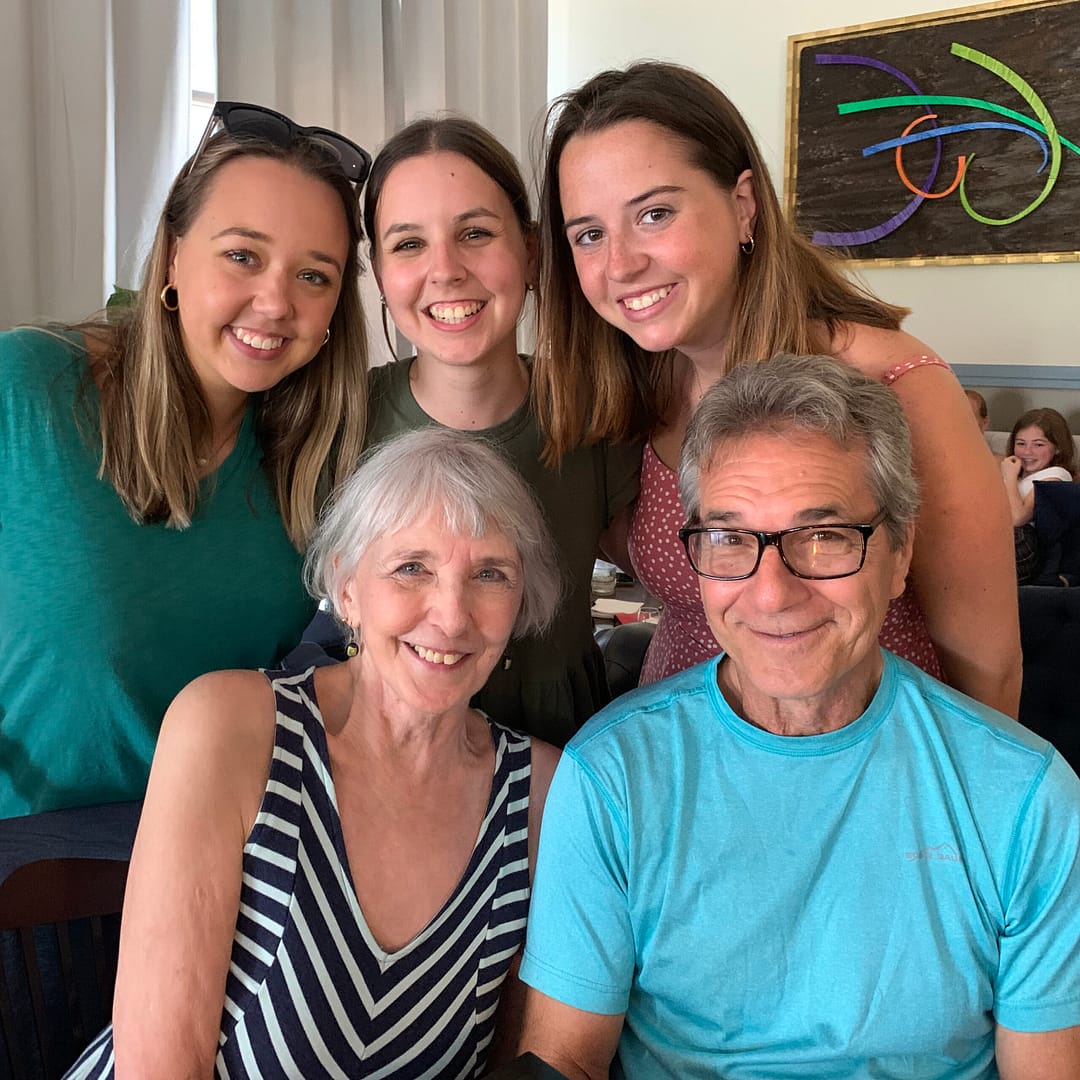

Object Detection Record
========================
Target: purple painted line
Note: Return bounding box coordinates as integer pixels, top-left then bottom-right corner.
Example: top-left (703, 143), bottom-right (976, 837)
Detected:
top-left (810, 53), bottom-right (939, 247)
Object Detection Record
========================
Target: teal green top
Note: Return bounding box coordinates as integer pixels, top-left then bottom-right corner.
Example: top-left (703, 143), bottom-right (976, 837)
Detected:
top-left (366, 358), bottom-right (641, 745)
top-left (0, 328), bottom-right (315, 818)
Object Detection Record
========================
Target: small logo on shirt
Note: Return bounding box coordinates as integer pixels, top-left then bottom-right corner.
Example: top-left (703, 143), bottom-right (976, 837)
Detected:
top-left (904, 842), bottom-right (962, 864)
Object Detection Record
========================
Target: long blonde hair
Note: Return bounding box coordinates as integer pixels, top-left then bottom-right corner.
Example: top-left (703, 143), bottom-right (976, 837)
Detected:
top-left (71, 133), bottom-right (368, 548)
top-left (533, 61), bottom-right (907, 462)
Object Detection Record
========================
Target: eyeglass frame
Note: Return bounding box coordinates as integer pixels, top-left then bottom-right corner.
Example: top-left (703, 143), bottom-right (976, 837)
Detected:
top-left (677, 510), bottom-right (889, 582)
top-left (186, 100), bottom-right (372, 186)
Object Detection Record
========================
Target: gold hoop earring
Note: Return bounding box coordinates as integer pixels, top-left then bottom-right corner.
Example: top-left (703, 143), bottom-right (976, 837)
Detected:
top-left (739, 236), bottom-right (755, 257)
top-left (160, 283), bottom-right (179, 311)
top-left (323, 328), bottom-right (330, 347)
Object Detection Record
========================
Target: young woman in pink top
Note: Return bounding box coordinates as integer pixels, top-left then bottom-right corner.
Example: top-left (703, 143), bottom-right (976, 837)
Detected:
top-left (531, 60), bottom-right (1020, 718)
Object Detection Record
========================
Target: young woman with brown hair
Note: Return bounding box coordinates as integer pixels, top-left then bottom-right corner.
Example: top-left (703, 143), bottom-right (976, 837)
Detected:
top-left (532, 61), bottom-right (1020, 717)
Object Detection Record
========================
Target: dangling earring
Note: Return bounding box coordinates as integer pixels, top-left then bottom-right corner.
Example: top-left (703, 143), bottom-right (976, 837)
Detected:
top-left (345, 624), bottom-right (360, 658)
top-left (160, 283), bottom-right (179, 311)
top-left (739, 236), bottom-right (755, 257)
top-left (379, 296), bottom-right (396, 358)
top-left (322, 328), bottom-right (330, 347)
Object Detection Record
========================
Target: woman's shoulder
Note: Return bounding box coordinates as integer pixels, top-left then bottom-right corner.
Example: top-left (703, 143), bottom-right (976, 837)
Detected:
top-left (367, 356), bottom-right (412, 392)
top-left (0, 326), bottom-right (87, 381)
top-left (830, 323), bottom-right (944, 383)
top-left (1031, 466), bottom-right (1074, 483)
top-left (165, 669), bottom-right (277, 752)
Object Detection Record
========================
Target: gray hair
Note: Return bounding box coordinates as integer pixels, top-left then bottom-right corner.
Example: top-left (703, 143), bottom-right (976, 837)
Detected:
top-left (679, 353), bottom-right (919, 548)
top-left (304, 427), bottom-right (562, 636)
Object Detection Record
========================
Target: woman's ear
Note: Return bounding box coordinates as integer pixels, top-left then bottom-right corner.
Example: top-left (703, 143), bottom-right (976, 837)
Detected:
top-left (733, 169), bottom-right (757, 239)
top-left (166, 235), bottom-right (179, 281)
top-left (524, 223), bottom-right (539, 290)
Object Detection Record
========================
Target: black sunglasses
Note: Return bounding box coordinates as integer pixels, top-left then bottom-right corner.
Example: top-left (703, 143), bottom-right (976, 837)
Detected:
top-left (188, 100), bottom-right (372, 185)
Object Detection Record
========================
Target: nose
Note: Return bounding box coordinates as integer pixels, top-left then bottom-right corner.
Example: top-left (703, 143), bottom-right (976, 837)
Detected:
top-left (427, 579), bottom-right (471, 637)
top-left (251, 268), bottom-right (293, 320)
top-left (428, 240), bottom-right (467, 285)
top-left (744, 545), bottom-right (809, 611)
top-left (605, 230), bottom-right (647, 281)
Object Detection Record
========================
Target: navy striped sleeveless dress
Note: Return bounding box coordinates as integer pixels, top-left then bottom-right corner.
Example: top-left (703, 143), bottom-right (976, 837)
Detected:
top-left (67, 666), bottom-right (534, 1079)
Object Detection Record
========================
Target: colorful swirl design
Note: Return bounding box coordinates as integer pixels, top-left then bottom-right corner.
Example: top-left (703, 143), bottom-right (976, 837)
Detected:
top-left (810, 44), bottom-right (1079, 247)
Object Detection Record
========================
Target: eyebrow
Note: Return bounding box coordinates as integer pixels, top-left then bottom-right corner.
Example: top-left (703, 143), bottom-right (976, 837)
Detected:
top-left (383, 547), bottom-right (521, 568)
top-left (563, 185), bottom-right (685, 232)
top-left (210, 227), bottom-right (342, 273)
top-left (381, 206), bottom-right (501, 243)
top-left (701, 507), bottom-right (850, 527)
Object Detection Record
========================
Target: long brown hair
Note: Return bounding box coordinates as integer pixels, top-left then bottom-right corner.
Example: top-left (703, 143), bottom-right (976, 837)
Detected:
top-left (533, 60), bottom-right (907, 461)
top-left (69, 132), bottom-right (368, 548)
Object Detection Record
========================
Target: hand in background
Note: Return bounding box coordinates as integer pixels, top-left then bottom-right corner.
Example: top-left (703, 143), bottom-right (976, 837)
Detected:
top-left (1001, 455), bottom-right (1023, 482)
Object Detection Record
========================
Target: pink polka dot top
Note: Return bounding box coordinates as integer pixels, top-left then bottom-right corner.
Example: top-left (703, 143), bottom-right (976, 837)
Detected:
top-left (627, 441), bottom-right (943, 686)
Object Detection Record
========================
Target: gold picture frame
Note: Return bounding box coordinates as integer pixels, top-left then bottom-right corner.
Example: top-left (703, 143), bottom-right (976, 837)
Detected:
top-left (785, 0), bottom-right (1080, 266)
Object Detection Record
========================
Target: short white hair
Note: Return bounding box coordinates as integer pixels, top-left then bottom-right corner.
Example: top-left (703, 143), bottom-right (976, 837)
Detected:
top-left (304, 427), bottom-right (563, 636)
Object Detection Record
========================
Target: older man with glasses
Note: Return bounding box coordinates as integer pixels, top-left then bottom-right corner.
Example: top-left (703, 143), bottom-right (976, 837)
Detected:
top-left (517, 353), bottom-right (1080, 1079)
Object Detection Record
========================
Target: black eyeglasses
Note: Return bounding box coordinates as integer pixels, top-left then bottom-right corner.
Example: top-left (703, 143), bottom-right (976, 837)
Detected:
top-left (678, 510), bottom-right (888, 581)
top-left (187, 101), bottom-right (372, 185)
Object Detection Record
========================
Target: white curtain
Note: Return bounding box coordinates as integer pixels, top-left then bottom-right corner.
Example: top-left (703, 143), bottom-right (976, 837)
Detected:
top-left (0, 0), bottom-right (190, 329)
top-left (396, 0), bottom-right (548, 181)
top-left (0, 0), bottom-right (547, 336)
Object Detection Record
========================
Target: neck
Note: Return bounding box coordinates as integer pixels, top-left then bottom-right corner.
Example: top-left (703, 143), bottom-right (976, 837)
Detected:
top-left (673, 347), bottom-right (729, 417)
top-left (409, 346), bottom-right (528, 430)
top-left (198, 392), bottom-right (248, 473)
top-left (716, 654), bottom-right (882, 738)
top-left (334, 661), bottom-right (491, 776)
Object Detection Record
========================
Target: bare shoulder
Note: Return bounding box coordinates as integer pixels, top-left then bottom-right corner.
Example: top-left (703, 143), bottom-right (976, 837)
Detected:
top-left (527, 738), bottom-right (562, 878)
top-left (164, 669), bottom-right (276, 746)
top-left (529, 738), bottom-right (562, 809)
top-left (154, 670), bottom-right (278, 813)
top-left (831, 323), bottom-right (940, 382)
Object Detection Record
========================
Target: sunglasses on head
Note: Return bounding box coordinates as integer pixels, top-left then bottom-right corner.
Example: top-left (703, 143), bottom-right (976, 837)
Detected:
top-left (187, 100), bottom-right (372, 185)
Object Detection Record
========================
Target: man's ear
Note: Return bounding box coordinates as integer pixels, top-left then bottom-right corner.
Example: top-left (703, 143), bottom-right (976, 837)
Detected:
top-left (889, 522), bottom-right (916, 600)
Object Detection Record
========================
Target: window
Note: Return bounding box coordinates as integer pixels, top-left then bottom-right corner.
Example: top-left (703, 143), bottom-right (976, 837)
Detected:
top-left (189, 0), bottom-right (217, 151)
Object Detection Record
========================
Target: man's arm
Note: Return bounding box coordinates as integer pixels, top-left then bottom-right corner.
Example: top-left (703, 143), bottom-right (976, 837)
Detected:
top-left (996, 1024), bottom-right (1080, 1079)
top-left (518, 988), bottom-right (624, 1080)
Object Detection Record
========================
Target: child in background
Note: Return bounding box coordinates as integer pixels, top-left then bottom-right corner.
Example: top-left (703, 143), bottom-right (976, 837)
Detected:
top-left (1001, 407), bottom-right (1076, 582)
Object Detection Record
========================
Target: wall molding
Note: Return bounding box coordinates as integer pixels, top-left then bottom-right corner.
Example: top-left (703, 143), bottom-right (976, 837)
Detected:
top-left (951, 364), bottom-right (1080, 390)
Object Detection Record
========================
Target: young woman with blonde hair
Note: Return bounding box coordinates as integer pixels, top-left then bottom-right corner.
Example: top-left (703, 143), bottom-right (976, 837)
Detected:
top-left (0, 103), bottom-right (371, 817)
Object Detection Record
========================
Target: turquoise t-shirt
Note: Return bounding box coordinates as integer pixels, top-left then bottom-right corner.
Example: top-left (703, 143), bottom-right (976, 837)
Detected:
top-left (520, 651), bottom-right (1080, 1078)
top-left (0, 328), bottom-right (315, 817)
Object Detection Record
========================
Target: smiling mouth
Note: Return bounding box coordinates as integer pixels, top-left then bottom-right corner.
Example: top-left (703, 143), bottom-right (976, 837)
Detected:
top-left (409, 642), bottom-right (466, 665)
top-left (427, 301), bottom-right (485, 325)
top-left (620, 285), bottom-right (673, 312)
top-left (230, 326), bottom-right (285, 350)
top-left (752, 624), bottom-right (822, 641)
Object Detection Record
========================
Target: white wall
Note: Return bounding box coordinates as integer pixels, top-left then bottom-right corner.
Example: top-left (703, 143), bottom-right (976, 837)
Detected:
top-left (547, 0), bottom-right (1078, 370)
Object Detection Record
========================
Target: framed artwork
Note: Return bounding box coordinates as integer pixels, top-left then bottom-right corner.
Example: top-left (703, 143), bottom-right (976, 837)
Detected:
top-left (785, 0), bottom-right (1080, 266)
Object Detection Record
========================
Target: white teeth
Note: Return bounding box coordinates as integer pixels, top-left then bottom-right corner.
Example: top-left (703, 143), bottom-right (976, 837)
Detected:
top-left (623, 286), bottom-right (673, 312)
top-left (428, 301), bottom-right (483, 324)
top-left (233, 327), bottom-right (284, 350)
top-left (411, 643), bottom-right (464, 665)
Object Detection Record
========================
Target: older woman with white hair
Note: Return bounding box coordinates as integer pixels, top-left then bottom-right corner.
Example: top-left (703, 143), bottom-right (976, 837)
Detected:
top-left (67, 428), bottom-right (563, 1079)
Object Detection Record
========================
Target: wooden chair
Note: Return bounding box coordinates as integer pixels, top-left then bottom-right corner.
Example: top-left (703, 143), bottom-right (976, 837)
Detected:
top-left (0, 803), bottom-right (140, 1079)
